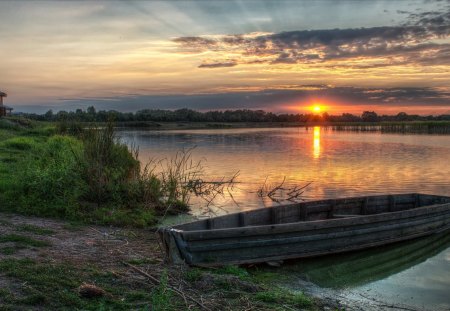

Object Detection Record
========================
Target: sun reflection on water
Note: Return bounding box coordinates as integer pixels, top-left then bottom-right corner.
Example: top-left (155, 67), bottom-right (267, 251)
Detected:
top-left (313, 126), bottom-right (321, 158)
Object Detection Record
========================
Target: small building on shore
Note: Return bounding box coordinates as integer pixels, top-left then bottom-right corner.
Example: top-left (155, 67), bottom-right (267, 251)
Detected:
top-left (0, 91), bottom-right (13, 117)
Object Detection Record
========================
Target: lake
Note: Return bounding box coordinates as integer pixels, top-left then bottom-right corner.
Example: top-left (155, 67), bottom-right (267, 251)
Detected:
top-left (118, 127), bottom-right (450, 310)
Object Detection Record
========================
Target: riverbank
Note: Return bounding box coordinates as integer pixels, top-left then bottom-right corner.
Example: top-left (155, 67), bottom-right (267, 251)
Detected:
top-left (0, 212), bottom-right (335, 310)
top-left (0, 119), bottom-right (325, 310)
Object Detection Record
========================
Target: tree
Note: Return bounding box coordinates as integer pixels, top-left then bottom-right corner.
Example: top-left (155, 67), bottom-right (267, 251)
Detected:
top-left (361, 111), bottom-right (379, 122)
top-left (44, 109), bottom-right (54, 121)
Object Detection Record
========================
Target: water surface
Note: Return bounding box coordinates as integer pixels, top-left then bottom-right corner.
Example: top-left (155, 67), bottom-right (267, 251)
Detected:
top-left (119, 127), bottom-right (449, 214)
top-left (118, 127), bottom-right (450, 310)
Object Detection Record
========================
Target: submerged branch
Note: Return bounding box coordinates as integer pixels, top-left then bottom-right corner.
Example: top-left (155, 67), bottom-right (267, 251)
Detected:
top-left (255, 177), bottom-right (312, 204)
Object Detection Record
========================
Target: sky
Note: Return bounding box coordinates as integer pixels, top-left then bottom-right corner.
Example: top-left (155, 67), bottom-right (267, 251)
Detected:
top-left (0, 0), bottom-right (449, 115)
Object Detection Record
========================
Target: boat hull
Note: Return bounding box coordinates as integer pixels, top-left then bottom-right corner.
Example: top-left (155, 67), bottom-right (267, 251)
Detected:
top-left (159, 193), bottom-right (450, 266)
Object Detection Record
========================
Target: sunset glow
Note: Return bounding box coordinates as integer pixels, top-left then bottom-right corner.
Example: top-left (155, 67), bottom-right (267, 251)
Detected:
top-left (313, 105), bottom-right (322, 113)
top-left (0, 1), bottom-right (448, 114)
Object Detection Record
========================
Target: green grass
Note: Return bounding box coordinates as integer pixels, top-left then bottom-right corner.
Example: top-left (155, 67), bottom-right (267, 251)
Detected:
top-left (184, 268), bottom-right (203, 282)
top-left (126, 257), bottom-right (156, 265)
top-left (16, 224), bottom-right (55, 235)
top-left (150, 271), bottom-right (175, 311)
top-left (0, 119), bottom-right (198, 227)
top-left (0, 259), bottom-right (180, 310)
top-left (215, 265), bottom-right (249, 279)
top-left (1, 137), bottom-right (37, 150)
top-left (62, 221), bottom-right (85, 231)
top-left (0, 258), bottom-right (187, 310)
top-left (255, 289), bottom-right (312, 308)
top-left (0, 219), bottom-right (12, 226)
top-left (0, 234), bottom-right (50, 247)
top-left (0, 246), bottom-right (20, 255)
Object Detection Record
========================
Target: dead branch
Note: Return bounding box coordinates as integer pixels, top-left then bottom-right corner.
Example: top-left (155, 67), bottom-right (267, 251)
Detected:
top-left (255, 177), bottom-right (312, 204)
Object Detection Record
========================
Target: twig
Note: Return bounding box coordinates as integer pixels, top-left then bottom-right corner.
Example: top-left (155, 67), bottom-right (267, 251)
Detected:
top-left (123, 262), bottom-right (212, 311)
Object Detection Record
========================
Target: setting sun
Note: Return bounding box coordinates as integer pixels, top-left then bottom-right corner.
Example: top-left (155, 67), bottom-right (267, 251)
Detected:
top-left (313, 106), bottom-right (322, 113)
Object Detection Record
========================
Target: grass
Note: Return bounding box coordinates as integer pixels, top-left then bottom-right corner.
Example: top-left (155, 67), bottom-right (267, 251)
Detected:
top-left (0, 250), bottom-right (202, 309)
top-left (0, 234), bottom-right (50, 247)
top-left (0, 119), bottom-right (204, 227)
top-left (150, 271), bottom-right (174, 311)
top-left (0, 246), bottom-right (21, 255)
top-left (62, 221), bottom-right (85, 231)
top-left (0, 118), bottom-right (235, 227)
top-left (180, 265), bottom-right (315, 310)
top-left (255, 290), bottom-right (312, 308)
top-left (0, 258), bottom-right (188, 310)
top-left (126, 257), bottom-right (157, 265)
top-left (184, 268), bottom-right (203, 282)
top-left (16, 224), bottom-right (55, 235)
top-left (215, 265), bottom-right (250, 279)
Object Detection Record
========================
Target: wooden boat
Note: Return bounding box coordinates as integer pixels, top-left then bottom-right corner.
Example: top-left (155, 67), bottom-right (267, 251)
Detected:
top-left (159, 193), bottom-right (450, 266)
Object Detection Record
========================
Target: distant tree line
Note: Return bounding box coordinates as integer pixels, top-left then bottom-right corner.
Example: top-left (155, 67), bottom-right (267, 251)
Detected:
top-left (19, 107), bottom-right (450, 123)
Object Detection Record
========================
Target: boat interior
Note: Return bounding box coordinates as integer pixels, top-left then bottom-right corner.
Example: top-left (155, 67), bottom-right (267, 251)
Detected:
top-left (174, 193), bottom-right (450, 231)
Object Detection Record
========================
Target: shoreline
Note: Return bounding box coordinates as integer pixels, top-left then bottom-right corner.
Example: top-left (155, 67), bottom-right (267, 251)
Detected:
top-left (0, 211), bottom-right (433, 311)
top-left (111, 120), bottom-right (450, 134)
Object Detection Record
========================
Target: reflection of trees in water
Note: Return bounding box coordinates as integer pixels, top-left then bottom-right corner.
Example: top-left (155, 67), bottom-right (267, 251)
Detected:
top-left (284, 233), bottom-right (450, 289)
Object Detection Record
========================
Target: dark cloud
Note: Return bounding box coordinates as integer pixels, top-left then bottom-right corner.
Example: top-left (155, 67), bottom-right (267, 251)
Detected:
top-left (174, 9), bottom-right (450, 68)
top-left (172, 36), bottom-right (218, 52)
top-left (198, 61), bottom-right (237, 68)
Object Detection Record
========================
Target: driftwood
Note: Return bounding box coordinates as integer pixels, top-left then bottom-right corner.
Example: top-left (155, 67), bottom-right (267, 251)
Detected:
top-left (123, 262), bottom-right (212, 311)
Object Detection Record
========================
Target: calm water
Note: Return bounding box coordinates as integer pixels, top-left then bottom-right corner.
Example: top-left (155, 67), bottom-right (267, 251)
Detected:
top-left (118, 127), bottom-right (450, 310)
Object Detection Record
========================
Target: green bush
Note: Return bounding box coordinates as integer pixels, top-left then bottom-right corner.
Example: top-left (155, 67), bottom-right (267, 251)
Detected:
top-left (13, 135), bottom-right (85, 218)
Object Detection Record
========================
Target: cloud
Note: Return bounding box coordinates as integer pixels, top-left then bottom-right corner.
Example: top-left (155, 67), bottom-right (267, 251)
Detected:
top-left (198, 61), bottom-right (237, 68)
top-left (173, 9), bottom-right (450, 68)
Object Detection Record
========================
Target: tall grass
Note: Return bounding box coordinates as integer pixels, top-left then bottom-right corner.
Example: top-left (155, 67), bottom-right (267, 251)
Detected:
top-left (1, 119), bottom-right (233, 226)
top-left (158, 148), bottom-right (203, 213)
top-left (76, 122), bottom-right (140, 205)
top-left (10, 135), bottom-right (85, 218)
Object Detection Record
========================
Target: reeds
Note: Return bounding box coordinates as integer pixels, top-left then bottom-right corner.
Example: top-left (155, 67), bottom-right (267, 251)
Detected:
top-left (324, 122), bottom-right (450, 134)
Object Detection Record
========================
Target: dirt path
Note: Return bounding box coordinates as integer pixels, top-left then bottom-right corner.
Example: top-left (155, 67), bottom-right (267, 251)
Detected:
top-left (0, 213), bottom-right (161, 266)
